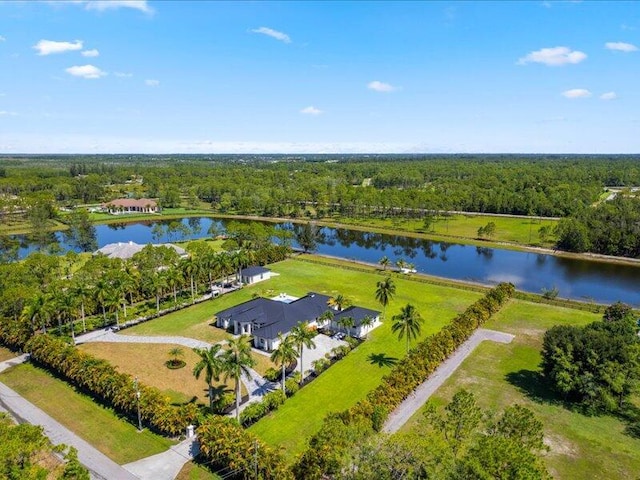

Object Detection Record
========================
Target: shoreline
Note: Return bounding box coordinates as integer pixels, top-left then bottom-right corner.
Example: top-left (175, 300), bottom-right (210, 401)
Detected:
top-left (2, 211), bottom-right (639, 268)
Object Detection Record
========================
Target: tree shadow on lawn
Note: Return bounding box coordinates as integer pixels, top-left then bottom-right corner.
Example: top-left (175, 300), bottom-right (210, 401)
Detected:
top-left (507, 369), bottom-right (640, 440)
top-left (367, 352), bottom-right (398, 368)
top-left (505, 369), bottom-right (562, 405)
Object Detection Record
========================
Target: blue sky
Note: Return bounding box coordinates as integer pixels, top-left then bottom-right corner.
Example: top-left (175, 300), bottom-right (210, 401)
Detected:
top-left (0, 0), bottom-right (638, 154)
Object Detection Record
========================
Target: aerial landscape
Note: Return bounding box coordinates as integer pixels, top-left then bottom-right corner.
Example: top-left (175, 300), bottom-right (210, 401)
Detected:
top-left (0, 1), bottom-right (639, 479)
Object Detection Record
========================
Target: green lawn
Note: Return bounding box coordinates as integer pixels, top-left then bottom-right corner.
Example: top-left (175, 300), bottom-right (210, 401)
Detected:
top-left (327, 214), bottom-right (558, 247)
top-left (0, 346), bottom-right (18, 362)
top-left (176, 461), bottom-right (221, 480)
top-left (0, 363), bottom-right (174, 464)
top-left (247, 260), bottom-right (482, 458)
top-left (398, 300), bottom-right (640, 479)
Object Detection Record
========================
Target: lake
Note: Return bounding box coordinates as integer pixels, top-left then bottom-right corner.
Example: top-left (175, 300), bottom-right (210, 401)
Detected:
top-left (8, 217), bottom-right (640, 306)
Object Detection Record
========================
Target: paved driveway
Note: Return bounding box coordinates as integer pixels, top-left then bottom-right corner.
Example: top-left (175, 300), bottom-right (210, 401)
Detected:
top-left (300, 334), bottom-right (348, 377)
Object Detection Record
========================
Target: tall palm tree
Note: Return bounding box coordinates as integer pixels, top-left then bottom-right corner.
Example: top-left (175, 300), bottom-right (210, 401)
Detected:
top-left (221, 336), bottom-right (255, 422)
top-left (270, 334), bottom-right (297, 394)
top-left (328, 294), bottom-right (350, 312)
top-left (145, 271), bottom-right (167, 317)
top-left (165, 265), bottom-right (183, 306)
top-left (180, 256), bottom-right (198, 304)
top-left (289, 321), bottom-right (317, 385)
top-left (360, 314), bottom-right (375, 339)
top-left (396, 259), bottom-right (406, 271)
top-left (21, 292), bottom-right (46, 333)
top-left (193, 344), bottom-right (224, 412)
top-left (379, 256), bottom-right (390, 271)
top-left (392, 304), bottom-right (424, 353)
top-left (69, 277), bottom-right (92, 333)
top-left (55, 288), bottom-right (79, 341)
top-left (375, 276), bottom-right (396, 320)
top-left (94, 278), bottom-right (112, 326)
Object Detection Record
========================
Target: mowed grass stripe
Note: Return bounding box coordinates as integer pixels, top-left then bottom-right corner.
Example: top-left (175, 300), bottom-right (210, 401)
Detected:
top-left (0, 363), bottom-right (174, 464)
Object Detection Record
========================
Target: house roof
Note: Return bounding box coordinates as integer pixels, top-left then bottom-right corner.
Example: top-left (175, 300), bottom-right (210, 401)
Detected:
top-left (240, 265), bottom-right (270, 277)
top-left (103, 198), bottom-right (157, 208)
top-left (334, 306), bottom-right (380, 327)
top-left (216, 292), bottom-right (379, 340)
top-left (95, 241), bottom-right (187, 260)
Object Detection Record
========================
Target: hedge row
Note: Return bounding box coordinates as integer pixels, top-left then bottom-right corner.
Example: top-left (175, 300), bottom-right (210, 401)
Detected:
top-left (25, 335), bottom-right (198, 437)
top-left (198, 415), bottom-right (293, 480)
top-left (294, 282), bottom-right (515, 478)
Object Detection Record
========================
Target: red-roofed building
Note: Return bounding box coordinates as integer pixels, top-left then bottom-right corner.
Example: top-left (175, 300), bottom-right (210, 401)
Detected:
top-left (103, 198), bottom-right (159, 214)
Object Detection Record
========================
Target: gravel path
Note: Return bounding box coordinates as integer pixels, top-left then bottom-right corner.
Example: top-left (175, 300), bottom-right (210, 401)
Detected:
top-left (382, 328), bottom-right (515, 434)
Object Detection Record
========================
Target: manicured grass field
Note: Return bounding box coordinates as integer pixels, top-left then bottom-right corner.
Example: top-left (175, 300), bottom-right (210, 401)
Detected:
top-left (398, 300), bottom-right (640, 479)
top-left (247, 260), bottom-right (482, 458)
top-left (0, 346), bottom-right (18, 362)
top-left (0, 363), bottom-right (174, 464)
top-left (329, 214), bottom-right (558, 247)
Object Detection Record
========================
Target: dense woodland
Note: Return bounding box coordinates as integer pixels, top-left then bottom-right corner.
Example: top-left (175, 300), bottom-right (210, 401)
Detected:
top-left (1, 154), bottom-right (640, 257)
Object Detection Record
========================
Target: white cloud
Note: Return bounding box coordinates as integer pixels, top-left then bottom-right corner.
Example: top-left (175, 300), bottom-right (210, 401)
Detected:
top-left (600, 92), bottom-right (617, 100)
top-left (251, 27), bottom-right (291, 43)
top-left (33, 39), bottom-right (83, 56)
top-left (517, 46), bottom-right (587, 66)
top-left (605, 41), bottom-right (638, 52)
top-left (0, 35), bottom-right (5, 42)
top-left (367, 80), bottom-right (398, 92)
top-left (65, 64), bottom-right (106, 79)
top-left (145, 79), bottom-right (159, 87)
top-left (84, 1), bottom-right (153, 14)
top-left (0, 111), bottom-right (18, 116)
top-left (562, 88), bottom-right (591, 99)
top-left (114, 72), bottom-right (133, 77)
top-left (300, 106), bottom-right (323, 115)
top-left (81, 48), bottom-right (99, 57)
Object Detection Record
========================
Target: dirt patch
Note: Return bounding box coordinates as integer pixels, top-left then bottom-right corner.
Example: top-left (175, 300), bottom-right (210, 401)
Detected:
top-left (544, 433), bottom-right (579, 458)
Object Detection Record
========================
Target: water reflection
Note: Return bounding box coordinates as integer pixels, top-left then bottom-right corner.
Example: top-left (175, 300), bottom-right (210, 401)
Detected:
top-left (4, 217), bottom-right (639, 306)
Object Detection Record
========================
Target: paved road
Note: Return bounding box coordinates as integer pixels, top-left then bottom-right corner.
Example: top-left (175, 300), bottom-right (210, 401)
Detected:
top-left (0, 378), bottom-right (139, 480)
top-left (382, 328), bottom-right (515, 434)
top-left (124, 437), bottom-right (199, 480)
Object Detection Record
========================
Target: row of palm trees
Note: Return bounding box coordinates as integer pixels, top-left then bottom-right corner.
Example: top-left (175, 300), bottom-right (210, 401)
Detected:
top-left (20, 244), bottom-right (264, 338)
top-left (378, 255), bottom-right (416, 273)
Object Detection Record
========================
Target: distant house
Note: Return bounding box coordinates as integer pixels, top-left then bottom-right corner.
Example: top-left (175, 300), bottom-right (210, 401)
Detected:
top-left (240, 266), bottom-right (272, 285)
top-left (95, 241), bottom-right (188, 260)
top-left (215, 292), bottom-right (381, 351)
top-left (103, 198), bottom-right (159, 215)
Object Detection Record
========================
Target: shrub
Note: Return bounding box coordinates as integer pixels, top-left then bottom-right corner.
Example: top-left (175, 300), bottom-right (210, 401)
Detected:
top-left (264, 367), bottom-right (280, 382)
top-left (312, 358), bottom-right (330, 375)
top-left (285, 378), bottom-right (299, 397)
top-left (263, 390), bottom-right (286, 410)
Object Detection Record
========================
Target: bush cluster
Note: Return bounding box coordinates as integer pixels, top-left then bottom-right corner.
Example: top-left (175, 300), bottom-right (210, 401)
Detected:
top-left (294, 282), bottom-right (515, 478)
top-left (25, 335), bottom-right (198, 437)
top-left (198, 415), bottom-right (292, 480)
top-left (239, 390), bottom-right (286, 427)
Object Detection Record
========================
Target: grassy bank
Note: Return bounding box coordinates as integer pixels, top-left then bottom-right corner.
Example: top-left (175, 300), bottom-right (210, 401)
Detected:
top-left (0, 362), bottom-right (174, 464)
top-left (398, 300), bottom-right (640, 479)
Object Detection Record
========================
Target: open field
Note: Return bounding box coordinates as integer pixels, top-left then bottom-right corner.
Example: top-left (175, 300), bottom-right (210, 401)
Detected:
top-left (78, 342), bottom-right (241, 404)
top-left (326, 213), bottom-right (559, 247)
top-left (398, 300), bottom-right (640, 479)
top-left (0, 362), bottom-right (174, 464)
top-left (0, 346), bottom-right (18, 362)
top-left (246, 260), bottom-right (482, 458)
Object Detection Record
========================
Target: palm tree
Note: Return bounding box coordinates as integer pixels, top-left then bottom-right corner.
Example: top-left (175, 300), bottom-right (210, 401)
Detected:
top-left (180, 256), bottom-right (198, 304)
top-left (94, 278), bottom-right (112, 326)
top-left (360, 314), bottom-right (375, 338)
top-left (21, 293), bottom-right (47, 333)
top-left (396, 259), bottom-right (406, 271)
top-left (317, 310), bottom-right (334, 329)
top-left (69, 277), bottom-right (92, 333)
top-left (379, 256), bottom-right (390, 271)
top-left (288, 321), bottom-right (317, 385)
top-left (192, 344), bottom-right (224, 412)
top-left (270, 334), bottom-right (297, 393)
top-left (327, 294), bottom-right (350, 312)
top-left (392, 304), bottom-right (424, 353)
top-left (165, 265), bottom-right (183, 306)
top-left (56, 288), bottom-right (79, 342)
top-left (337, 316), bottom-right (355, 337)
top-left (375, 276), bottom-right (396, 320)
top-left (221, 336), bottom-right (255, 422)
top-left (146, 271), bottom-right (167, 317)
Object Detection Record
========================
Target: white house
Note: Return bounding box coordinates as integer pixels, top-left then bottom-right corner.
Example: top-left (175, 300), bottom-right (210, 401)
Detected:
top-left (239, 266), bottom-right (272, 285)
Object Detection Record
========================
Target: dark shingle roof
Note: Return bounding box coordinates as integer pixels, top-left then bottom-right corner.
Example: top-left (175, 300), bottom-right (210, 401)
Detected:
top-left (216, 291), bottom-right (378, 340)
top-left (240, 266), bottom-right (270, 277)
